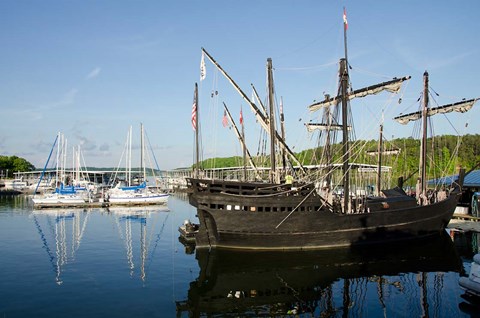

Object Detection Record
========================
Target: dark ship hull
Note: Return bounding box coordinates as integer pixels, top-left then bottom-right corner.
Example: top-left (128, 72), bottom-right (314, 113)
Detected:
top-left (188, 178), bottom-right (459, 250)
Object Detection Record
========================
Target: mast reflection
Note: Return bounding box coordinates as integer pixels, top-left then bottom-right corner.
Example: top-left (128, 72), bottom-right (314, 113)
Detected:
top-left (33, 209), bottom-right (91, 285)
top-left (177, 233), bottom-right (462, 317)
top-left (110, 206), bottom-right (169, 282)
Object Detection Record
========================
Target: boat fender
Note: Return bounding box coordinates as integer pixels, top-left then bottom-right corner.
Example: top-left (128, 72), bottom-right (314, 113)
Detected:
top-left (381, 202), bottom-right (390, 209)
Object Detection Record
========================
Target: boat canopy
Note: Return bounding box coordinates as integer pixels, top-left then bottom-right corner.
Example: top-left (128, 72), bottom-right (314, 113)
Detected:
top-left (55, 183), bottom-right (86, 195)
top-left (119, 181), bottom-right (147, 191)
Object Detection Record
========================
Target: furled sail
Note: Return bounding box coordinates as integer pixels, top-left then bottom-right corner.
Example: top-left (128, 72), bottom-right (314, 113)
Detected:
top-left (366, 149), bottom-right (401, 156)
top-left (308, 76), bottom-right (411, 112)
top-left (305, 123), bottom-right (350, 132)
top-left (393, 98), bottom-right (478, 125)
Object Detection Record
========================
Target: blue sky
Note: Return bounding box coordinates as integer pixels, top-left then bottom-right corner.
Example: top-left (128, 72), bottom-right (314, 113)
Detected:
top-left (1, 1), bottom-right (479, 170)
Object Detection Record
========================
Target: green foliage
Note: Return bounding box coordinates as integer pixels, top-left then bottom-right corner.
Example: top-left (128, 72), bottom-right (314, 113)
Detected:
top-left (195, 156), bottom-right (245, 169)
top-left (194, 134), bottom-right (480, 187)
top-left (0, 155), bottom-right (36, 178)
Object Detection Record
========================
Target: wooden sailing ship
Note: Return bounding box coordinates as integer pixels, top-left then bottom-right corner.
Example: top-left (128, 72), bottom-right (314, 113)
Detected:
top-left (186, 11), bottom-right (476, 251)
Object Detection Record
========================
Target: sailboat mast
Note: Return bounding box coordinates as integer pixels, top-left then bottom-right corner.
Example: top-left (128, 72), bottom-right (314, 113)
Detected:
top-left (128, 125), bottom-right (132, 186)
top-left (325, 105), bottom-right (333, 187)
top-left (377, 123), bottom-right (383, 196)
top-left (340, 58), bottom-right (350, 212)
top-left (77, 145), bottom-right (81, 183)
top-left (141, 123), bottom-right (146, 184)
top-left (267, 58), bottom-right (277, 183)
top-left (341, 7), bottom-right (351, 211)
top-left (55, 132), bottom-right (61, 187)
top-left (251, 84), bottom-right (268, 116)
top-left (63, 137), bottom-right (67, 186)
top-left (194, 83), bottom-right (199, 178)
top-left (343, 7), bottom-right (349, 69)
top-left (420, 71), bottom-right (429, 196)
top-left (241, 107), bottom-right (247, 181)
top-left (280, 97), bottom-right (287, 172)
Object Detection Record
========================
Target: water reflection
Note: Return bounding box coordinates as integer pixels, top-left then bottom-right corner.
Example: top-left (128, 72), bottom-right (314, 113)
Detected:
top-left (177, 233), bottom-right (463, 317)
top-left (0, 194), bottom-right (32, 212)
top-left (451, 229), bottom-right (480, 258)
top-left (109, 206), bottom-right (170, 282)
top-left (32, 209), bottom-right (91, 285)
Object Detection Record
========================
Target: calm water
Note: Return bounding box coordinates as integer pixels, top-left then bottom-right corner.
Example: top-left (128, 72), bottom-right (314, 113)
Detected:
top-left (0, 194), bottom-right (479, 317)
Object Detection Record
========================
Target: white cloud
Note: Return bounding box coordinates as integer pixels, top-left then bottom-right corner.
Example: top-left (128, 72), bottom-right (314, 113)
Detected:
top-left (86, 67), bottom-right (101, 79)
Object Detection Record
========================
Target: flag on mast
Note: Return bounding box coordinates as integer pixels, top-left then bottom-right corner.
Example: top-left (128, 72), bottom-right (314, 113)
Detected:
top-left (343, 7), bottom-right (348, 30)
top-left (191, 90), bottom-right (197, 131)
top-left (200, 52), bottom-right (206, 81)
top-left (240, 107), bottom-right (244, 125)
top-left (222, 110), bottom-right (228, 127)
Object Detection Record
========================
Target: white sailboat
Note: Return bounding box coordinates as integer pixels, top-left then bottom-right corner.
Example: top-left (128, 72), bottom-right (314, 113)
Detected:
top-left (32, 133), bottom-right (90, 208)
top-left (107, 124), bottom-right (169, 206)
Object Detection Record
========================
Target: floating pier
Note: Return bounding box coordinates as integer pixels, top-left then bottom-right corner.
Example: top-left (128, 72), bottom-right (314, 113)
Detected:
top-left (448, 214), bottom-right (480, 232)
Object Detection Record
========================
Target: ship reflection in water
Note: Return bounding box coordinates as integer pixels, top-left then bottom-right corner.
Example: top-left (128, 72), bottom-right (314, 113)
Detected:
top-left (177, 233), bottom-right (464, 317)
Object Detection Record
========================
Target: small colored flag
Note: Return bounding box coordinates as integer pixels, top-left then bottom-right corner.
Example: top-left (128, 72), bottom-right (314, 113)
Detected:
top-left (343, 8), bottom-right (348, 30)
top-left (239, 108), bottom-right (243, 125)
top-left (200, 52), bottom-right (206, 81)
top-left (191, 88), bottom-right (197, 130)
top-left (191, 101), bottom-right (197, 130)
top-left (222, 110), bottom-right (228, 127)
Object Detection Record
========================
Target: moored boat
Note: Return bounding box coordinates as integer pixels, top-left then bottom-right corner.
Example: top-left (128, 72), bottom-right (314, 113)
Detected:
top-left (106, 124), bottom-right (169, 206)
top-left (32, 186), bottom-right (88, 207)
top-left (188, 177), bottom-right (459, 250)
top-left (186, 10), bottom-right (476, 251)
top-left (459, 253), bottom-right (480, 297)
top-left (107, 181), bottom-right (169, 205)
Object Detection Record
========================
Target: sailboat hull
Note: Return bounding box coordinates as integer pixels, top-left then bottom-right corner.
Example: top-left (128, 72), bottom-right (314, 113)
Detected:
top-left (108, 193), bottom-right (169, 206)
top-left (188, 178), bottom-right (459, 250)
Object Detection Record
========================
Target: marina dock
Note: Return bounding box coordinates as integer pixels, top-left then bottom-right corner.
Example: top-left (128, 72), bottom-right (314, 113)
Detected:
top-left (449, 214), bottom-right (480, 232)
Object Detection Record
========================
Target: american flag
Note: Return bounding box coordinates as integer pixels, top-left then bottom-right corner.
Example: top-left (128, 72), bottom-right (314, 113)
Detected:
top-left (222, 110), bottom-right (228, 127)
top-left (191, 101), bottom-right (197, 130)
top-left (191, 88), bottom-right (197, 130)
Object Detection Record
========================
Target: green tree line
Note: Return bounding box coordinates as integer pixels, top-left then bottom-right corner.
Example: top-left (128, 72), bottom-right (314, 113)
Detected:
top-left (0, 155), bottom-right (36, 178)
top-left (195, 134), bottom-right (480, 187)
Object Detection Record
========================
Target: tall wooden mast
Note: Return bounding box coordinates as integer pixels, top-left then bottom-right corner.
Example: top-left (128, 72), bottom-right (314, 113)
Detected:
top-left (279, 97), bottom-right (287, 172)
top-left (341, 7), bottom-right (351, 212)
top-left (193, 83), bottom-right (199, 178)
top-left (340, 58), bottom-right (350, 212)
top-left (376, 122), bottom-right (384, 196)
top-left (267, 58), bottom-right (277, 183)
top-left (419, 71), bottom-right (429, 196)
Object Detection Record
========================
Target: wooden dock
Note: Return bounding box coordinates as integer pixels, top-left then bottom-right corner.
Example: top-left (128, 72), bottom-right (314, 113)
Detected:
top-left (33, 201), bottom-right (109, 209)
top-left (448, 213), bottom-right (480, 232)
top-left (32, 200), bottom-right (169, 209)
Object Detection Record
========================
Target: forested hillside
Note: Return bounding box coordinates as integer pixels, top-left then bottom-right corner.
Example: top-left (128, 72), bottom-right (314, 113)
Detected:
top-left (195, 134), bottom-right (480, 186)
